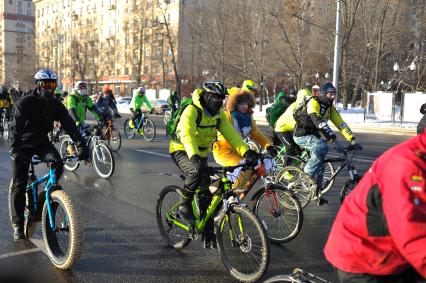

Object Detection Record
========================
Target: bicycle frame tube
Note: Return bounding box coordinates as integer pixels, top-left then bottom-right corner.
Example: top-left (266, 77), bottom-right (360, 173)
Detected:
top-left (45, 167), bottom-right (57, 230)
top-left (195, 195), bottom-right (222, 233)
top-left (136, 114), bottom-right (144, 130)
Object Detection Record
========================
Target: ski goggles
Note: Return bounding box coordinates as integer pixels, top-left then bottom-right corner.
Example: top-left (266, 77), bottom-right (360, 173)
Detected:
top-left (40, 80), bottom-right (57, 91)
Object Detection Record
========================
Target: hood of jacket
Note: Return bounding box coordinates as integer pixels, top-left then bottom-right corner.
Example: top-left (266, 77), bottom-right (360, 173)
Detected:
top-left (225, 89), bottom-right (256, 114)
top-left (275, 91), bottom-right (287, 103)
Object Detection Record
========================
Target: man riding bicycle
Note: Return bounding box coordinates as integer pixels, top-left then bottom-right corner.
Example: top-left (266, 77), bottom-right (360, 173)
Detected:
top-left (0, 85), bottom-right (13, 124)
top-left (95, 85), bottom-right (121, 123)
top-left (9, 69), bottom-right (88, 241)
top-left (129, 86), bottom-right (154, 128)
top-left (293, 82), bottom-right (361, 205)
top-left (169, 81), bottom-right (259, 249)
top-left (325, 132), bottom-right (426, 282)
top-left (67, 81), bottom-right (101, 131)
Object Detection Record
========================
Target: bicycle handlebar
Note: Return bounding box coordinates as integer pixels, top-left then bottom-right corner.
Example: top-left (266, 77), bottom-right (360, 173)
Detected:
top-left (31, 155), bottom-right (80, 165)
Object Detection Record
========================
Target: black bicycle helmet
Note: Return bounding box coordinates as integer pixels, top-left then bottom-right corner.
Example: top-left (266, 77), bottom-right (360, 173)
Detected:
top-left (202, 81), bottom-right (227, 99)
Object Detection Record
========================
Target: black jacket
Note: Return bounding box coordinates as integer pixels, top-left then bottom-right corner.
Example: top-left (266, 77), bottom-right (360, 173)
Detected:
top-left (417, 103), bottom-right (426, 134)
top-left (10, 88), bottom-right (84, 151)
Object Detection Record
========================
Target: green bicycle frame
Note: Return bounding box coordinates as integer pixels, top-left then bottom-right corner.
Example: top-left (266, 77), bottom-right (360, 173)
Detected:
top-left (166, 176), bottom-right (235, 234)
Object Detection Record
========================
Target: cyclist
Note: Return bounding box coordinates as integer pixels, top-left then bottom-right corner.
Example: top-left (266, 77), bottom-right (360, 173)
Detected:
top-left (311, 85), bottom-right (320, 96)
top-left (274, 89), bottom-right (312, 164)
top-left (67, 81), bottom-right (101, 131)
top-left (169, 81), bottom-right (259, 249)
top-left (213, 87), bottom-right (277, 197)
top-left (293, 82), bottom-right (361, 205)
top-left (266, 89), bottom-right (297, 145)
top-left (96, 86), bottom-right (121, 123)
top-left (324, 132), bottom-right (426, 282)
top-left (167, 90), bottom-right (180, 113)
top-left (0, 85), bottom-right (13, 121)
top-left (9, 69), bottom-right (88, 240)
top-left (129, 86), bottom-right (154, 128)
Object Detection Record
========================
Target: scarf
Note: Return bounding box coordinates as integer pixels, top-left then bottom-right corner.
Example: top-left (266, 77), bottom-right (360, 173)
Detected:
top-left (231, 110), bottom-right (251, 129)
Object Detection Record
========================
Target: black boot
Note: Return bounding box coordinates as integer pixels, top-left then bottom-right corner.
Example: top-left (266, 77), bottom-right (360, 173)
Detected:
top-left (203, 231), bottom-right (217, 250)
top-left (12, 224), bottom-right (25, 241)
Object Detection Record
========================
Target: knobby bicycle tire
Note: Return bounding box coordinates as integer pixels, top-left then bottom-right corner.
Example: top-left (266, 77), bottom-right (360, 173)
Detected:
top-left (156, 185), bottom-right (191, 250)
top-left (216, 205), bottom-right (270, 282)
top-left (41, 190), bottom-right (84, 269)
top-left (253, 186), bottom-right (303, 243)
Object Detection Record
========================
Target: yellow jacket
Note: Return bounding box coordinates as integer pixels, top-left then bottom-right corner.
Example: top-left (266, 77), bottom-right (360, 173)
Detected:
top-left (213, 88), bottom-right (271, 166)
top-left (275, 89), bottom-right (312, 133)
top-left (169, 89), bottom-right (249, 158)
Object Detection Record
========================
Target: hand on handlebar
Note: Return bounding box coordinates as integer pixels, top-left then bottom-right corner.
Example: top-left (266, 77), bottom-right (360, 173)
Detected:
top-left (348, 140), bottom-right (362, 150)
top-left (333, 141), bottom-right (345, 154)
top-left (244, 149), bottom-right (260, 168)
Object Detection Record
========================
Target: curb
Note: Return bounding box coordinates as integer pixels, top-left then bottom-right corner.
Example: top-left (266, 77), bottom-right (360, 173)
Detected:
top-left (253, 116), bottom-right (416, 136)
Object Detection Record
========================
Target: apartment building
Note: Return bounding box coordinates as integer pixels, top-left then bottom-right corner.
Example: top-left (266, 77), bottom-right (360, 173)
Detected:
top-left (34, 0), bottom-right (180, 95)
top-left (0, 0), bottom-right (35, 89)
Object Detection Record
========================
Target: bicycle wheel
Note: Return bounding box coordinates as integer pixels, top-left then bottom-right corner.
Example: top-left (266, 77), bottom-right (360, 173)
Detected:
top-left (156, 185), bottom-right (191, 249)
top-left (142, 118), bottom-right (156, 142)
top-left (59, 138), bottom-right (80, 171)
top-left (41, 190), bottom-right (84, 269)
top-left (216, 205), bottom-right (269, 282)
top-left (92, 143), bottom-right (115, 178)
top-left (123, 119), bottom-right (136, 139)
top-left (319, 162), bottom-right (335, 195)
top-left (107, 127), bottom-right (121, 152)
top-left (253, 186), bottom-right (303, 243)
top-left (339, 175), bottom-right (362, 203)
top-left (277, 166), bottom-right (313, 208)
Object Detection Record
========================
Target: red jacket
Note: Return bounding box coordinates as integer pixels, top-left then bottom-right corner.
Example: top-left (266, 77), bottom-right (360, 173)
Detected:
top-left (324, 133), bottom-right (426, 277)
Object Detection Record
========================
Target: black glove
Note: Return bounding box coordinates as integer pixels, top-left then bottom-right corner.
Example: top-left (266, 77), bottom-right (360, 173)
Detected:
top-left (334, 141), bottom-right (345, 154)
top-left (266, 145), bottom-right (278, 158)
top-left (77, 142), bottom-right (89, 160)
top-left (114, 113), bottom-right (121, 119)
top-left (244, 149), bottom-right (260, 168)
top-left (348, 139), bottom-right (362, 150)
top-left (189, 154), bottom-right (205, 172)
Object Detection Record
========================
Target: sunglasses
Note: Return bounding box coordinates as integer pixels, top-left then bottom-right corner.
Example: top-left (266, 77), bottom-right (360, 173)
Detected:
top-left (40, 81), bottom-right (57, 91)
top-left (78, 84), bottom-right (87, 89)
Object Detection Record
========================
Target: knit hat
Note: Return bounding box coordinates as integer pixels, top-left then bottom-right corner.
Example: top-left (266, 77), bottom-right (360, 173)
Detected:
top-left (322, 82), bottom-right (336, 95)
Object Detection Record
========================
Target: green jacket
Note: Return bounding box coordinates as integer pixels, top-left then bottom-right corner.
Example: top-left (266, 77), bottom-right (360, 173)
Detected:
top-left (67, 90), bottom-right (100, 124)
top-left (130, 91), bottom-right (153, 111)
top-left (169, 89), bottom-right (249, 158)
top-left (266, 91), bottom-right (291, 127)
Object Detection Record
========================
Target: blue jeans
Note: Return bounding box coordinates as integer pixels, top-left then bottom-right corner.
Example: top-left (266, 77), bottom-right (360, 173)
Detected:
top-left (293, 135), bottom-right (329, 186)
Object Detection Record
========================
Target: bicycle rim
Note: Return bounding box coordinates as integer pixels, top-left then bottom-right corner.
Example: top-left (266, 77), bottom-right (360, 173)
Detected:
top-left (142, 119), bottom-right (156, 142)
top-left (124, 119), bottom-right (135, 139)
top-left (320, 162), bottom-right (335, 195)
top-left (92, 143), bottom-right (115, 178)
top-left (108, 128), bottom-right (121, 152)
top-left (156, 185), bottom-right (191, 249)
top-left (277, 166), bottom-right (312, 208)
top-left (216, 205), bottom-right (269, 282)
top-left (41, 190), bottom-right (84, 269)
top-left (59, 138), bottom-right (80, 171)
top-left (254, 186), bottom-right (303, 243)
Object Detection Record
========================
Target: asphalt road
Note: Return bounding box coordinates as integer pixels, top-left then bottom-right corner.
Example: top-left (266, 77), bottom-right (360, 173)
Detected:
top-left (0, 115), bottom-right (413, 283)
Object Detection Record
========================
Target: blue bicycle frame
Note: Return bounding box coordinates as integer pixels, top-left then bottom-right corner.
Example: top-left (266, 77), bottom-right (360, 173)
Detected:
top-left (27, 161), bottom-right (59, 231)
top-left (134, 113), bottom-right (145, 130)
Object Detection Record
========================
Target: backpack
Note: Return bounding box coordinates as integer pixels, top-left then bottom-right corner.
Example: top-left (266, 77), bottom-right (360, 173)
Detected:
top-left (266, 103), bottom-right (284, 127)
top-left (293, 96), bottom-right (314, 121)
top-left (166, 97), bottom-right (220, 142)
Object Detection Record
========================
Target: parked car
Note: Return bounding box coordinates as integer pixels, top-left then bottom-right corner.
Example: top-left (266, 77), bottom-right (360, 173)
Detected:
top-left (141, 99), bottom-right (171, 114)
top-left (116, 97), bottom-right (132, 114)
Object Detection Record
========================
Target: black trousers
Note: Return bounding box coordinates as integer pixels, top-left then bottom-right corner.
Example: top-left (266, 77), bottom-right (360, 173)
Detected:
top-left (10, 142), bottom-right (63, 225)
top-left (337, 267), bottom-right (426, 283)
top-left (171, 150), bottom-right (209, 200)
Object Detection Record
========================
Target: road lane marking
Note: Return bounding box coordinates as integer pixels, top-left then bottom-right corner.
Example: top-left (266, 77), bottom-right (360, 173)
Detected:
top-left (0, 248), bottom-right (41, 260)
top-left (135, 149), bottom-right (170, 158)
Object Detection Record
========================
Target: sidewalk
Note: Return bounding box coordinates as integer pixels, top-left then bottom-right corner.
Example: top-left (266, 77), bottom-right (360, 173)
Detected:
top-left (252, 109), bottom-right (417, 136)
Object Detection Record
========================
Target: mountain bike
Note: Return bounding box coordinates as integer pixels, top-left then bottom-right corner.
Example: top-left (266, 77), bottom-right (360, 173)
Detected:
top-left (274, 145), bottom-right (335, 194)
top-left (263, 268), bottom-right (332, 283)
top-left (277, 144), bottom-right (362, 207)
top-left (59, 124), bottom-right (115, 179)
top-left (123, 112), bottom-right (156, 141)
top-left (100, 118), bottom-right (121, 152)
top-left (0, 109), bottom-right (11, 141)
top-left (156, 163), bottom-right (270, 282)
top-left (8, 155), bottom-right (84, 269)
